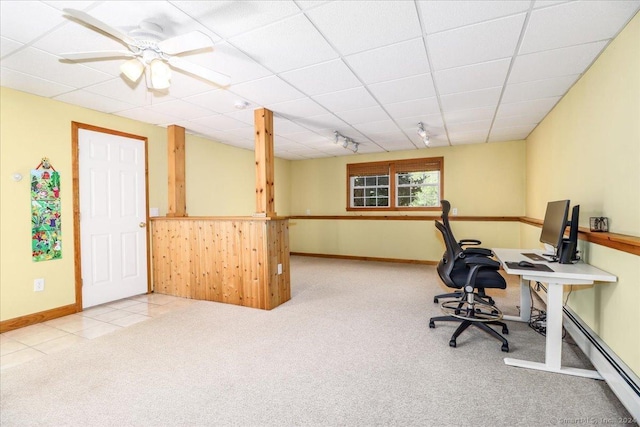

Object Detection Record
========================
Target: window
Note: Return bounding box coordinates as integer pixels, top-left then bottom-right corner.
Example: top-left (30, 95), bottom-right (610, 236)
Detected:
top-left (347, 157), bottom-right (443, 211)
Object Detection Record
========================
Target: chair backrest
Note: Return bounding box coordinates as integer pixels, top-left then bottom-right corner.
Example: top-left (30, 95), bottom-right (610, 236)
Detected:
top-left (440, 200), bottom-right (465, 259)
top-left (435, 220), bottom-right (461, 289)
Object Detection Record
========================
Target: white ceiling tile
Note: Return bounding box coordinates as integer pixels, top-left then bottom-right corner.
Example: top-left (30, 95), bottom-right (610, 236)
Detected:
top-left (496, 97), bottom-right (561, 119)
top-left (502, 75), bottom-right (580, 103)
top-left (444, 106), bottom-right (496, 124)
top-left (493, 115), bottom-right (540, 129)
top-left (54, 89), bottom-right (138, 113)
top-left (273, 118), bottom-right (314, 135)
top-left (447, 119), bottom-right (493, 134)
top-left (376, 138), bottom-right (417, 151)
top-left (222, 109), bottom-right (255, 125)
top-left (306, 0), bottom-right (422, 55)
top-left (345, 38), bottom-right (430, 85)
top-left (488, 126), bottom-right (535, 141)
top-left (173, 1), bottom-right (302, 39)
top-left (2, 47), bottom-right (114, 88)
top-left (179, 42), bottom-right (272, 86)
top-left (520, 1), bottom-right (640, 54)
top-left (74, 1), bottom-right (219, 42)
top-left (312, 87), bottom-right (378, 113)
top-left (0, 67), bottom-right (75, 98)
top-left (334, 106), bottom-right (391, 125)
top-left (268, 98), bottom-right (329, 119)
top-left (449, 129), bottom-right (490, 145)
top-left (116, 107), bottom-right (182, 125)
top-left (0, 1), bottom-right (65, 44)
top-left (395, 114), bottom-right (445, 131)
top-left (229, 14), bottom-right (337, 73)
top-left (280, 59), bottom-right (361, 96)
top-left (427, 13), bottom-right (526, 71)
top-left (292, 114), bottom-right (349, 132)
top-left (533, 1), bottom-right (570, 9)
top-left (368, 74), bottom-right (436, 105)
top-left (435, 58), bottom-right (510, 95)
top-left (1, 36), bottom-right (23, 57)
top-left (353, 120), bottom-right (401, 135)
top-left (229, 76), bottom-right (305, 106)
top-left (418, 0), bottom-right (531, 34)
top-left (185, 89), bottom-right (253, 114)
top-left (190, 114), bottom-right (247, 130)
top-left (279, 130), bottom-right (333, 144)
top-left (509, 41), bottom-right (607, 84)
top-left (440, 87), bottom-right (502, 112)
top-left (146, 99), bottom-right (216, 120)
top-left (385, 97), bottom-right (441, 119)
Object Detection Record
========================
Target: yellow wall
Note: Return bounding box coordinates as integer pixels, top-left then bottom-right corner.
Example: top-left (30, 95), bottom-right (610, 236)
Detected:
top-left (289, 141), bottom-right (526, 260)
top-left (523, 14), bottom-right (640, 375)
top-left (0, 87), bottom-right (289, 321)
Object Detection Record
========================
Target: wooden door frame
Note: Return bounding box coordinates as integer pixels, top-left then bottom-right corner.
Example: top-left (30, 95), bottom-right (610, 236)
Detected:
top-left (71, 122), bottom-right (151, 311)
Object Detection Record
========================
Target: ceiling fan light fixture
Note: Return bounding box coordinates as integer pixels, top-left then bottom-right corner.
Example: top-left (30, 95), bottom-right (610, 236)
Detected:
top-left (120, 58), bottom-right (145, 82)
top-left (150, 59), bottom-right (171, 90)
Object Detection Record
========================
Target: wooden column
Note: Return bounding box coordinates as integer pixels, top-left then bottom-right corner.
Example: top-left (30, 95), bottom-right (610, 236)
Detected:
top-left (167, 125), bottom-right (187, 217)
top-left (254, 108), bottom-right (276, 217)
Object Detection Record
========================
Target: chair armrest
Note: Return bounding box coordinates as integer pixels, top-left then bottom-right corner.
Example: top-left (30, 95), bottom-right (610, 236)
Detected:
top-left (462, 248), bottom-right (493, 257)
top-left (462, 256), bottom-right (500, 270)
top-left (459, 239), bottom-right (481, 247)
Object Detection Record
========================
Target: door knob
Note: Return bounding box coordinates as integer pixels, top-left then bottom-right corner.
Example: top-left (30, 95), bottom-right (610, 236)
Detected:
top-left (139, 222), bottom-right (146, 228)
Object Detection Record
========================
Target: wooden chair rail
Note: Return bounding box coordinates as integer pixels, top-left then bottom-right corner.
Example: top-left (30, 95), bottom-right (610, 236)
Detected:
top-left (290, 215), bottom-right (640, 256)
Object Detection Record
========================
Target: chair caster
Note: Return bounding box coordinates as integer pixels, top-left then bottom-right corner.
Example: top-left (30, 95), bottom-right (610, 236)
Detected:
top-left (502, 326), bottom-right (509, 334)
top-left (501, 344), bottom-right (509, 352)
top-left (433, 297), bottom-right (439, 303)
top-left (449, 339), bottom-right (457, 348)
top-left (429, 320), bottom-right (435, 328)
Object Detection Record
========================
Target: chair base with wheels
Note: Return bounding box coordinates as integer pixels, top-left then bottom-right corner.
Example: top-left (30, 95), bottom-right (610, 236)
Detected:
top-left (430, 293), bottom-right (509, 352)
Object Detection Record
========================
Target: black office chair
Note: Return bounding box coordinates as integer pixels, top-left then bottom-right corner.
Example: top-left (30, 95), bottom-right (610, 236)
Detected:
top-left (433, 200), bottom-right (495, 304)
top-left (429, 220), bottom-right (509, 352)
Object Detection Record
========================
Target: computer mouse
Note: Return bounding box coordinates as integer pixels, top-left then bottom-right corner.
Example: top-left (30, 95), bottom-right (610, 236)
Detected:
top-left (518, 260), bottom-right (535, 268)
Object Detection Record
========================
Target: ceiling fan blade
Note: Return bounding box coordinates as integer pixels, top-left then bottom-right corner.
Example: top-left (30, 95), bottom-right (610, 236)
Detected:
top-left (60, 50), bottom-right (135, 61)
top-left (63, 8), bottom-right (137, 47)
top-left (158, 31), bottom-right (214, 55)
top-left (167, 57), bottom-right (230, 87)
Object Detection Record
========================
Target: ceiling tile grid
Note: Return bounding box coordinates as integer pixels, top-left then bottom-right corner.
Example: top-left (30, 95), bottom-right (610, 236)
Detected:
top-left (0, 0), bottom-right (638, 159)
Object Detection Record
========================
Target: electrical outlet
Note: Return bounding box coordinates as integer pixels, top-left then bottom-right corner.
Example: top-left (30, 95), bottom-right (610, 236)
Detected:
top-left (452, 208), bottom-right (458, 216)
top-left (34, 278), bottom-right (45, 292)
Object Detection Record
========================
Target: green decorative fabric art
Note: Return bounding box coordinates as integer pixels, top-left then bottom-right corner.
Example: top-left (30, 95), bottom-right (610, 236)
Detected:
top-left (31, 168), bottom-right (61, 261)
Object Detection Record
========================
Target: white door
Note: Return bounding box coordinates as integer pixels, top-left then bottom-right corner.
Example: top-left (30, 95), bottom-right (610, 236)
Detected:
top-left (79, 129), bottom-right (148, 308)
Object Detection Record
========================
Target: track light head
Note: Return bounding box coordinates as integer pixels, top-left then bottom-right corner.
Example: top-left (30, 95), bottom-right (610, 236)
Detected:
top-left (417, 122), bottom-right (430, 147)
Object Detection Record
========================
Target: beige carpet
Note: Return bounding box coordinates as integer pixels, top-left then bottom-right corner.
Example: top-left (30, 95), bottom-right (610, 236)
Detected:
top-left (0, 256), bottom-right (630, 426)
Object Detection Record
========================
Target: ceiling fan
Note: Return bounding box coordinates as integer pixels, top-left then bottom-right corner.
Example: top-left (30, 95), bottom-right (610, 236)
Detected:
top-left (60, 8), bottom-right (231, 90)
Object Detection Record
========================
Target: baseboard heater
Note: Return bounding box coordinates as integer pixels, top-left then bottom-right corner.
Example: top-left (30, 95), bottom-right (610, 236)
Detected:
top-left (562, 305), bottom-right (640, 419)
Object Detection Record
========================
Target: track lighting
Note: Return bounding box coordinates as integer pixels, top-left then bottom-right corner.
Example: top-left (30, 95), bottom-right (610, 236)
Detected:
top-left (333, 131), bottom-right (360, 153)
top-left (417, 122), bottom-right (430, 147)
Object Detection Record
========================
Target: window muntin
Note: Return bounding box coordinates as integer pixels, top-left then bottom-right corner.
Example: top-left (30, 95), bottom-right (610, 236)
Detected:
top-left (351, 175), bottom-right (390, 207)
top-left (347, 157), bottom-right (443, 211)
top-left (396, 171), bottom-right (440, 207)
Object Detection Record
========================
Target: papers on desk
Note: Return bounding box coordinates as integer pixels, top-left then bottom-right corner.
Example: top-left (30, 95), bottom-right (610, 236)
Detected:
top-left (505, 262), bottom-right (554, 272)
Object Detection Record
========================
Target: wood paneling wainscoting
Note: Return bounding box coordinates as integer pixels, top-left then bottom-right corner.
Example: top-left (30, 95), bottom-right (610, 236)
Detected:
top-left (150, 217), bottom-right (290, 310)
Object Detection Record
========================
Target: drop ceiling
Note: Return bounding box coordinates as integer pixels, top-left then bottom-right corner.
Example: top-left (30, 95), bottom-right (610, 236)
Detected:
top-left (1, 1), bottom-right (638, 159)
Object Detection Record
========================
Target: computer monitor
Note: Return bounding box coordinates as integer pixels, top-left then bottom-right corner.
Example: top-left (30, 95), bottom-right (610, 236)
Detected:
top-left (539, 199), bottom-right (580, 264)
top-left (540, 200), bottom-right (569, 254)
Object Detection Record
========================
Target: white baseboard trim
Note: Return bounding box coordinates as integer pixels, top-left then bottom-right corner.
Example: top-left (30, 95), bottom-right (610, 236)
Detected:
top-left (563, 306), bottom-right (640, 419)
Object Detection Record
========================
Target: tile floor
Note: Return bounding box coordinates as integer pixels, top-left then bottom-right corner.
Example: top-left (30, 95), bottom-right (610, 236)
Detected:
top-left (0, 293), bottom-right (194, 371)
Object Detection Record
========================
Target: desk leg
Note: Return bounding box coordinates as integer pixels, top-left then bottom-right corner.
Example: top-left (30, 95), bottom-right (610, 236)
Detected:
top-left (504, 282), bottom-right (602, 380)
top-left (503, 277), bottom-right (531, 323)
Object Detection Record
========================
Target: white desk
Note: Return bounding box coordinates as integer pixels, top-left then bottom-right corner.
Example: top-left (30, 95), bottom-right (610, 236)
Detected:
top-left (492, 248), bottom-right (616, 379)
